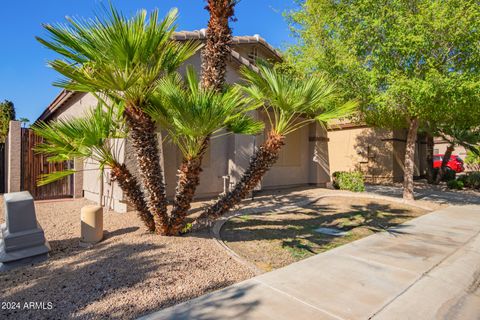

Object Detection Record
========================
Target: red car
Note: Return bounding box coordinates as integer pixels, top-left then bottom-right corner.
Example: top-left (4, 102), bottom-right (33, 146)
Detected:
top-left (433, 154), bottom-right (465, 173)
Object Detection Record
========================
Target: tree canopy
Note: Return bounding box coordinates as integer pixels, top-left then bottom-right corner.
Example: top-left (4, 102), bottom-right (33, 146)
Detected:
top-left (0, 100), bottom-right (16, 142)
top-left (288, 0), bottom-right (480, 129)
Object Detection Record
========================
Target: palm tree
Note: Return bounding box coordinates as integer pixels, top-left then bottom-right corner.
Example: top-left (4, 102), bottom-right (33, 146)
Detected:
top-left (33, 104), bottom-right (156, 232)
top-left (36, 6), bottom-right (200, 234)
top-left (147, 67), bottom-right (263, 235)
top-left (197, 64), bottom-right (357, 225)
top-left (202, 0), bottom-right (238, 92)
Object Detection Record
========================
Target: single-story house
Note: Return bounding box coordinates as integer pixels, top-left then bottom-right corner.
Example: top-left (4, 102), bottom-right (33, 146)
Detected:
top-left (35, 31), bottom-right (332, 212)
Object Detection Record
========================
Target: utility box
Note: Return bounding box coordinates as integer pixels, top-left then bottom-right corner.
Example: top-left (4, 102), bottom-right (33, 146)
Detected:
top-left (80, 205), bottom-right (103, 245)
top-left (0, 191), bottom-right (50, 271)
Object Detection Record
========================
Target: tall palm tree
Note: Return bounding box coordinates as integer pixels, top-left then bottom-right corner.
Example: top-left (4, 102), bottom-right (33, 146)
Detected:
top-left (36, 6), bottom-right (200, 234)
top-left (202, 0), bottom-right (238, 92)
top-left (197, 64), bottom-right (357, 225)
top-left (33, 104), bottom-right (156, 232)
top-left (147, 67), bottom-right (263, 235)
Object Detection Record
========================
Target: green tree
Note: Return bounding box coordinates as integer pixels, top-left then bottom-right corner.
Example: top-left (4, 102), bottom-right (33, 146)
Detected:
top-left (0, 100), bottom-right (16, 142)
top-left (197, 63), bottom-right (356, 225)
top-left (33, 103), bottom-right (156, 232)
top-left (288, 0), bottom-right (480, 200)
top-left (36, 6), bottom-right (200, 234)
top-left (147, 67), bottom-right (263, 235)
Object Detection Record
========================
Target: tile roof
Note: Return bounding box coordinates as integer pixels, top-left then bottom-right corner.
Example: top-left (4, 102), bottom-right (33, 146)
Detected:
top-left (36, 31), bottom-right (281, 123)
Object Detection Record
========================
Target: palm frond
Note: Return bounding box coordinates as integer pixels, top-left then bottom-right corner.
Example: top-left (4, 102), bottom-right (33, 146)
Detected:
top-left (37, 170), bottom-right (77, 186)
top-left (32, 102), bottom-right (126, 186)
top-left (147, 66), bottom-right (260, 158)
top-left (37, 5), bottom-right (201, 103)
top-left (240, 62), bottom-right (357, 136)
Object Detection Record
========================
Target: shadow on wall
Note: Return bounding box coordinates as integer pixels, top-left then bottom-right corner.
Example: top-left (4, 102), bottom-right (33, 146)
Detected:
top-left (354, 128), bottom-right (395, 183)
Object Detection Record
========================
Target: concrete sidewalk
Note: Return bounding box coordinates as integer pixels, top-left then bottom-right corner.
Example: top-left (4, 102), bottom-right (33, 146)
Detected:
top-left (141, 205), bottom-right (480, 320)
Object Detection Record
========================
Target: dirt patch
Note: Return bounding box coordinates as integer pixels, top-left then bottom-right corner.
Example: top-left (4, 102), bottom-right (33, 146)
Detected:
top-left (221, 196), bottom-right (428, 272)
top-left (0, 197), bottom-right (253, 320)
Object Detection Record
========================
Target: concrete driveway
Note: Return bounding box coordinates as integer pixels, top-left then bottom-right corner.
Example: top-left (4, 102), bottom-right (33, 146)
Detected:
top-left (140, 205), bottom-right (480, 320)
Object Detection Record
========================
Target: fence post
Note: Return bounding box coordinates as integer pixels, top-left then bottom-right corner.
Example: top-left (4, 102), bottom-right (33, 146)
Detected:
top-left (73, 158), bottom-right (83, 198)
top-left (7, 121), bottom-right (21, 193)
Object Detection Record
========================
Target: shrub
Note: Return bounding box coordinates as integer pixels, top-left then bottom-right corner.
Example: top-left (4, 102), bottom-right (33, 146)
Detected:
top-left (447, 179), bottom-right (464, 190)
top-left (332, 171), bottom-right (365, 192)
top-left (433, 168), bottom-right (456, 182)
top-left (465, 150), bottom-right (480, 171)
top-left (465, 172), bottom-right (480, 189)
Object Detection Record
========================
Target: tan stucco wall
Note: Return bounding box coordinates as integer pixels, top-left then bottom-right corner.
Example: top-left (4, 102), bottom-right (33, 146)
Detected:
top-left (327, 127), bottom-right (395, 183)
top-left (327, 126), bottom-right (427, 184)
top-left (263, 125), bottom-right (311, 188)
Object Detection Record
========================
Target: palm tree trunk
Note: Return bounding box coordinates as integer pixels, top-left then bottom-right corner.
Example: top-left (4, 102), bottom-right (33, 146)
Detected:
top-left (403, 118), bottom-right (419, 200)
top-left (167, 137), bottom-right (210, 235)
top-left (195, 131), bottom-right (285, 227)
top-left (124, 105), bottom-right (169, 234)
top-left (166, 1), bottom-right (235, 234)
top-left (111, 162), bottom-right (156, 232)
top-left (435, 143), bottom-right (455, 183)
top-left (202, 0), bottom-right (235, 92)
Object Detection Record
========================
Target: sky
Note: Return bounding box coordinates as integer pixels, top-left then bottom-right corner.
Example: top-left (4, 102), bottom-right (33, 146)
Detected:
top-left (0, 0), bottom-right (298, 124)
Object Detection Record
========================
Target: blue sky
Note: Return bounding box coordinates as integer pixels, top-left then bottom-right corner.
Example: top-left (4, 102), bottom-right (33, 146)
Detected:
top-left (0, 0), bottom-right (297, 124)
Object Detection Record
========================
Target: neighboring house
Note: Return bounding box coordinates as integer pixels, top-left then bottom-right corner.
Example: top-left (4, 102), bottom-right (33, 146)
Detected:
top-left (327, 122), bottom-right (428, 183)
top-left (434, 137), bottom-right (468, 160)
top-left (35, 31), bottom-right (331, 212)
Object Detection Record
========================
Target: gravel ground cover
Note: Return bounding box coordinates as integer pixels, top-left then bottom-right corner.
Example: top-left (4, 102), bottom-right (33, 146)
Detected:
top-left (0, 197), bottom-right (253, 320)
top-left (221, 196), bottom-right (429, 272)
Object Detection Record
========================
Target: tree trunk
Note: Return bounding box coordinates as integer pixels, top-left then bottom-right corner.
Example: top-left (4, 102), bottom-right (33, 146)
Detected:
top-left (111, 163), bottom-right (156, 232)
top-left (435, 143), bottom-right (455, 183)
top-left (124, 105), bottom-right (169, 234)
top-left (403, 118), bottom-right (419, 200)
top-left (167, 137), bottom-right (210, 235)
top-left (194, 131), bottom-right (285, 228)
top-left (426, 134), bottom-right (435, 184)
top-left (202, 0), bottom-right (235, 92)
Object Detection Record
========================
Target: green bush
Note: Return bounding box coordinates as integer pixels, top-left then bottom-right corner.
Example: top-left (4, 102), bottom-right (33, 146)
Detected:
top-left (433, 168), bottom-right (456, 182)
top-left (464, 172), bottom-right (480, 189)
top-left (332, 171), bottom-right (365, 192)
top-left (447, 179), bottom-right (464, 190)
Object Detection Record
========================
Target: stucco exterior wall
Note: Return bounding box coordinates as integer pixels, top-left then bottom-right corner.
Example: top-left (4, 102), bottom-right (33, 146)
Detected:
top-left (263, 125), bottom-right (311, 188)
top-left (54, 93), bottom-right (98, 121)
top-left (327, 127), bottom-right (395, 183)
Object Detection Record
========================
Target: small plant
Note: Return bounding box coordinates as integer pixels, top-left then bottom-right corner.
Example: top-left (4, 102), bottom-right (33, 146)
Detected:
top-left (465, 150), bottom-right (480, 171)
top-left (462, 172), bottom-right (480, 189)
top-left (332, 171), bottom-right (365, 192)
top-left (447, 179), bottom-right (464, 190)
top-left (433, 168), bottom-right (457, 182)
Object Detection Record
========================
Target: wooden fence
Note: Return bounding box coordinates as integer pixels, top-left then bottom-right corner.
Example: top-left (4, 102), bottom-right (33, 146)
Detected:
top-left (21, 128), bottom-right (73, 200)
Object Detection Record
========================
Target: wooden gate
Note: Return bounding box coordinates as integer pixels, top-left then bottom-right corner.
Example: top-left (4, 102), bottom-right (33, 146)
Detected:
top-left (21, 128), bottom-right (73, 200)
